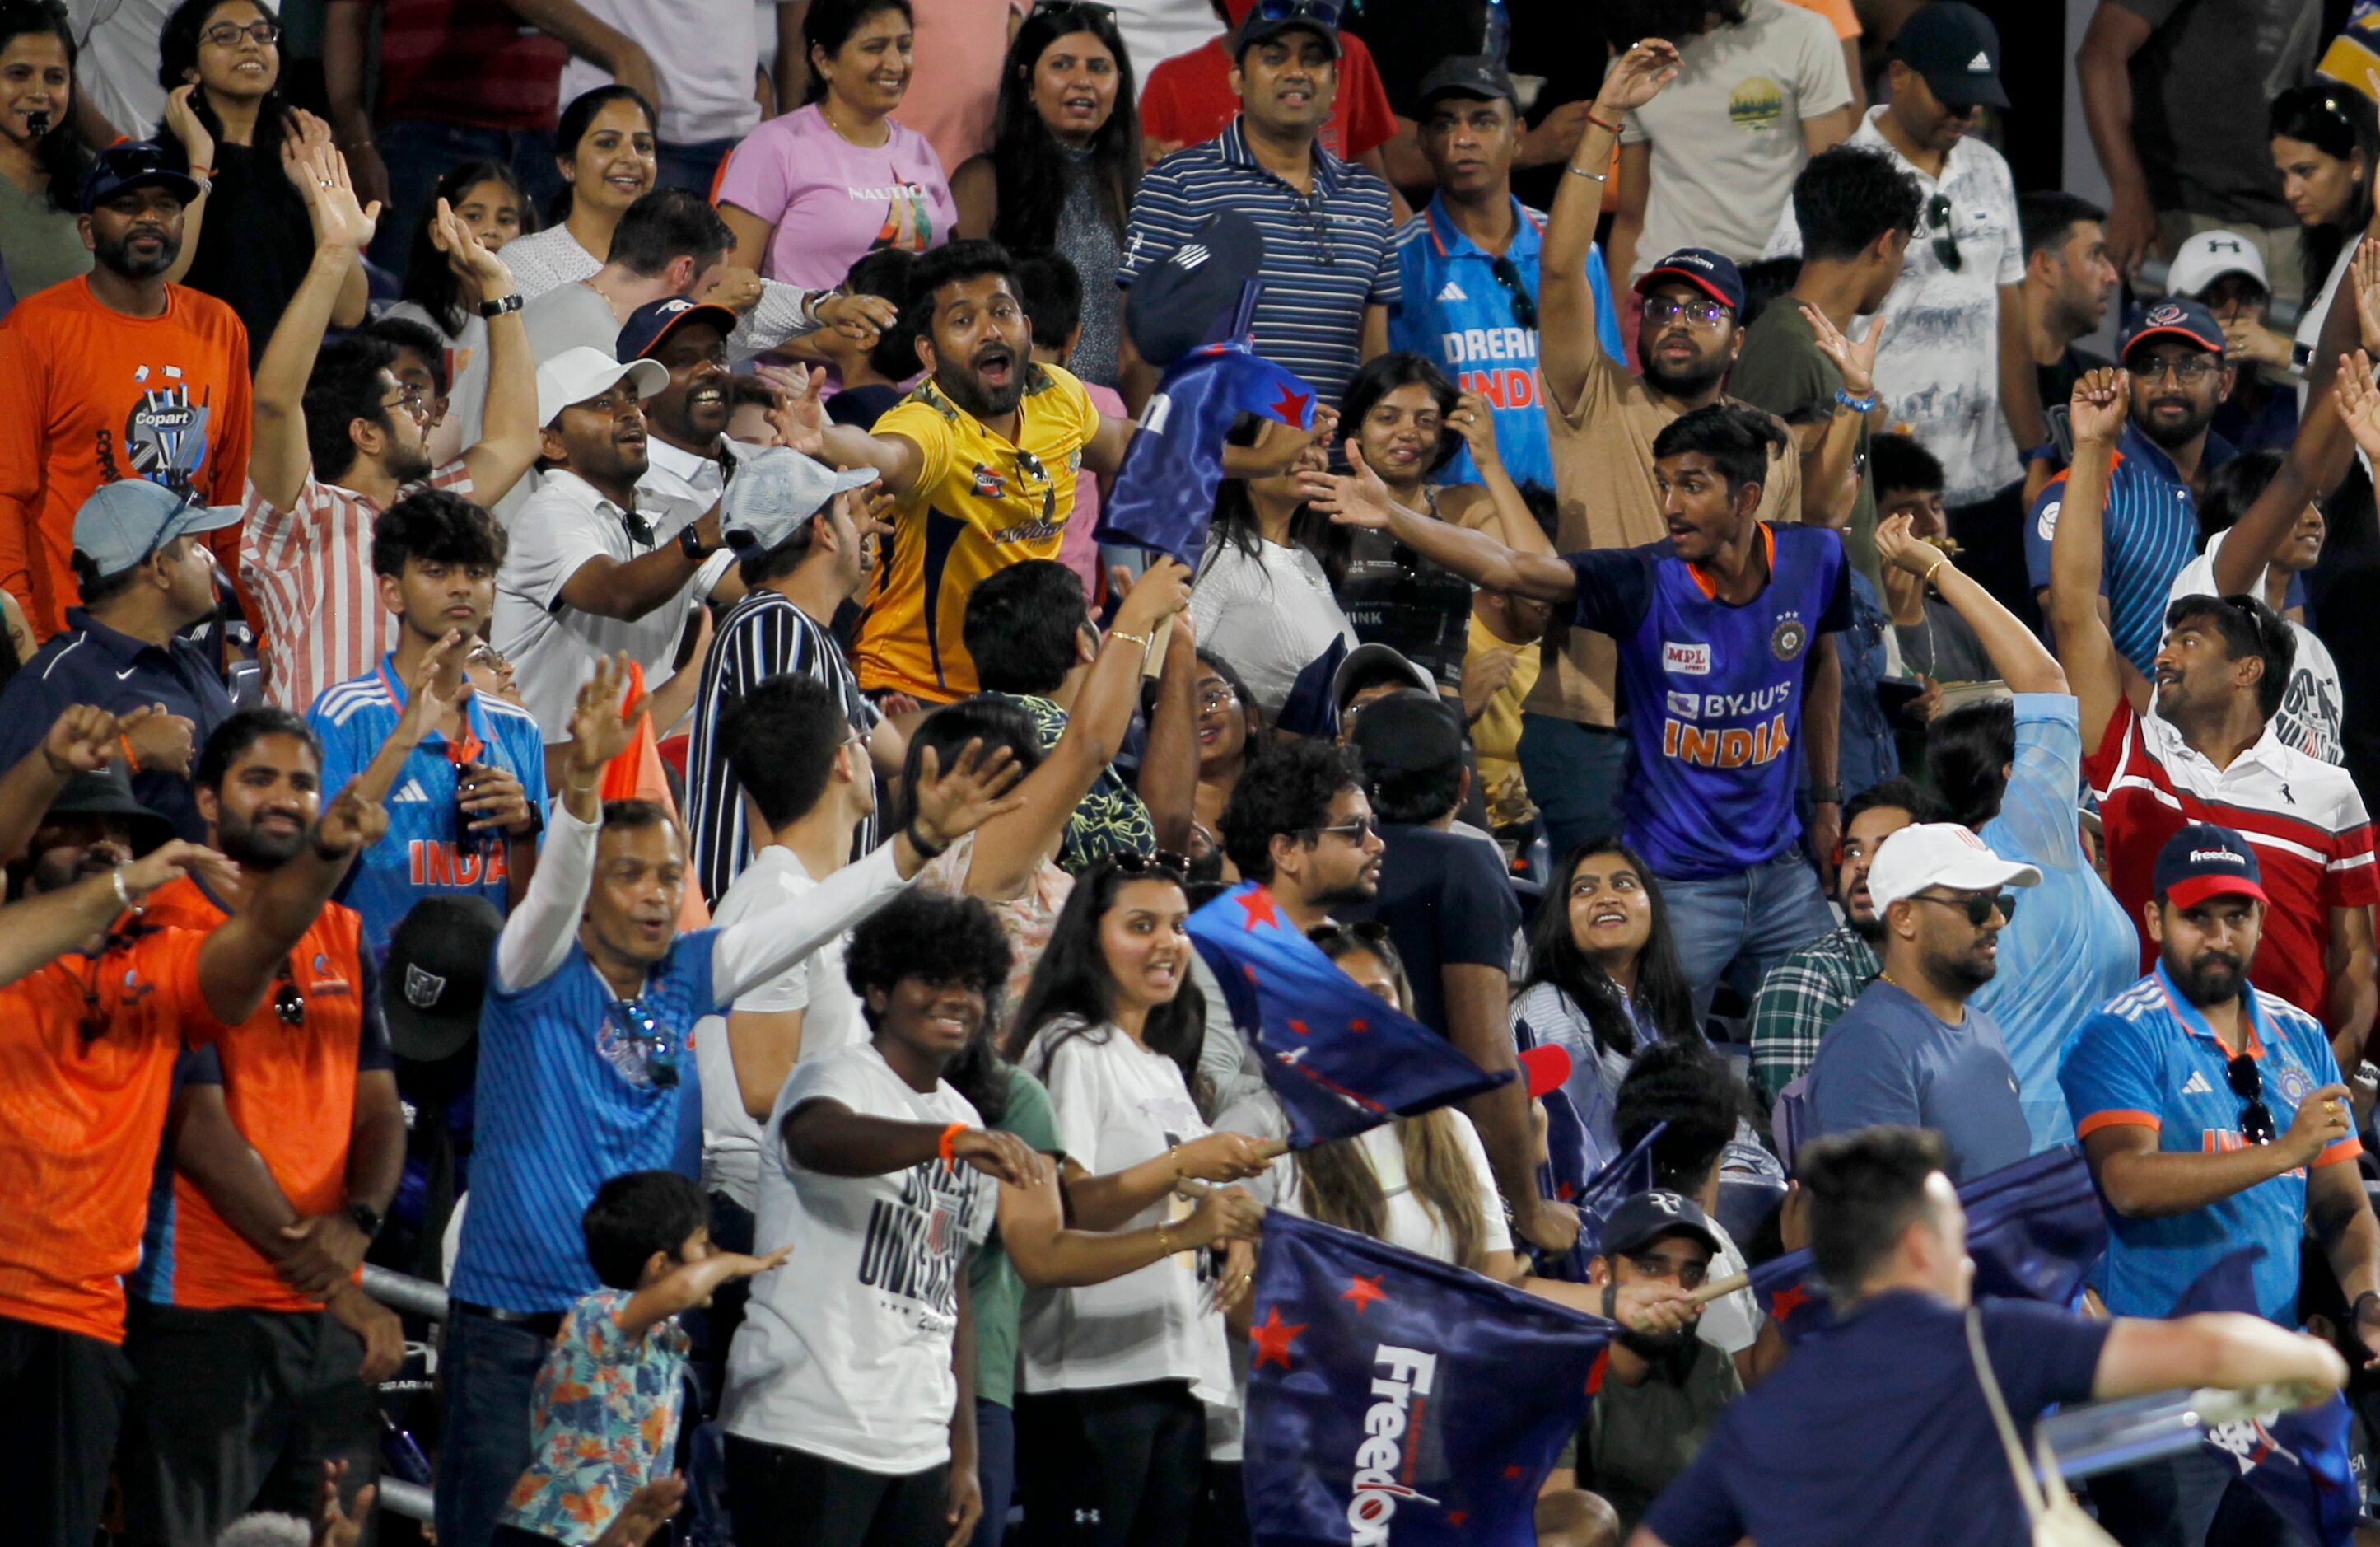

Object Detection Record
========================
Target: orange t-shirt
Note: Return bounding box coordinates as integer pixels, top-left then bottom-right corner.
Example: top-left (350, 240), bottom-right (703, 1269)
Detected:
top-left (0, 277), bottom-right (253, 639)
top-left (133, 878), bottom-right (385, 1314)
top-left (0, 925), bottom-right (220, 1344)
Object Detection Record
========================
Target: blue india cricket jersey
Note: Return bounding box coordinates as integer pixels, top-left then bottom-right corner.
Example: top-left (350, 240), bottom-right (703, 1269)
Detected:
top-left (1566, 526), bottom-right (1852, 881)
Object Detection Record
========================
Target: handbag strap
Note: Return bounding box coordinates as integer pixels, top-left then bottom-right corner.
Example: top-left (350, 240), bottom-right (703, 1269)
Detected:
top-left (1967, 1306), bottom-right (2049, 1519)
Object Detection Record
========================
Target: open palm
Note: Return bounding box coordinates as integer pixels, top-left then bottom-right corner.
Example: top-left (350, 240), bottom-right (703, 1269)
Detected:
top-left (1801, 305), bottom-right (1883, 395)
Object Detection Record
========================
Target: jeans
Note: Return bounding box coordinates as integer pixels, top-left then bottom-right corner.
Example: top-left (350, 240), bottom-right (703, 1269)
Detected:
top-left (372, 119), bottom-right (565, 276)
top-left (1660, 850), bottom-right (1836, 1022)
top-left (971, 1398), bottom-right (1015, 1547)
top-left (1515, 714), bottom-right (1631, 863)
top-left (655, 137), bottom-right (739, 195)
top-left (2089, 1446), bottom-right (2303, 1547)
top-left (433, 1306), bottom-right (553, 1547)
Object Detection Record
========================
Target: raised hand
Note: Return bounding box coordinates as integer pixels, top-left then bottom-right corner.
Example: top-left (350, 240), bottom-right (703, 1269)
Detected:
top-left (161, 85), bottom-right (214, 177)
top-left (1800, 304), bottom-right (1884, 397)
top-left (1109, 555), bottom-right (1193, 639)
top-left (816, 290), bottom-right (899, 342)
top-left (2068, 367), bottom-right (2128, 449)
top-left (312, 777), bottom-right (390, 858)
top-left (2353, 238), bottom-right (2380, 355)
top-left (124, 703), bottom-right (197, 774)
top-left (1299, 440), bottom-right (1398, 530)
top-left (2340, 351), bottom-right (2380, 465)
top-left (1450, 390), bottom-right (1502, 470)
top-left (757, 363), bottom-right (828, 457)
top-left (1874, 511), bottom-right (1948, 578)
top-left (563, 652), bottom-right (644, 783)
top-left (286, 136), bottom-right (380, 253)
top-left (430, 196), bottom-right (516, 306)
top-left (907, 737), bottom-right (1028, 851)
top-left (310, 1459), bottom-right (374, 1547)
top-left (1592, 37), bottom-right (1682, 118)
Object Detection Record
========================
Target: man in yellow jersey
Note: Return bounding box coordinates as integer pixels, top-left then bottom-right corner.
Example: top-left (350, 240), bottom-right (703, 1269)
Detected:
top-left (777, 239), bottom-right (1313, 703)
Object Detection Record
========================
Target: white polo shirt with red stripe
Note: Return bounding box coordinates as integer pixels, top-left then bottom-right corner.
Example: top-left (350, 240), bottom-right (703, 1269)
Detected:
top-left (2086, 699), bottom-right (2378, 1026)
top-left (239, 460), bottom-right (475, 714)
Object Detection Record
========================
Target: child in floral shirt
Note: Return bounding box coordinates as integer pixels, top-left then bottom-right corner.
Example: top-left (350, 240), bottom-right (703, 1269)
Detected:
top-left (493, 1171), bottom-right (788, 1546)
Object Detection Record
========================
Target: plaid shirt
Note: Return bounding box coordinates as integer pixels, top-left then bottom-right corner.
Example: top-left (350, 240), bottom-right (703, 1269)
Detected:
top-left (1748, 924), bottom-right (1880, 1105)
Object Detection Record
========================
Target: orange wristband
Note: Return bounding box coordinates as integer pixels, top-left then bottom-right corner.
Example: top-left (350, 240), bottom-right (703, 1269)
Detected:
top-left (119, 733), bottom-right (139, 774)
top-left (1586, 110), bottom-right (1624, 135)
top-left (937, 1122), bottom-right (967, 1162)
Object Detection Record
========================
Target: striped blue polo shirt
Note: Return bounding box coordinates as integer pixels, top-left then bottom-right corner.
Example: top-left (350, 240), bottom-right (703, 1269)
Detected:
top-left (1120, 116), bottom-right (1402, 408)
top-left (2023, 422), bottom-right (2234, 676)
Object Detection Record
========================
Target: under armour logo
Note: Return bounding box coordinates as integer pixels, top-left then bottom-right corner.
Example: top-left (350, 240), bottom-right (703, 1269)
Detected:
top-left (2206, 238), bottom-right (2245, 254)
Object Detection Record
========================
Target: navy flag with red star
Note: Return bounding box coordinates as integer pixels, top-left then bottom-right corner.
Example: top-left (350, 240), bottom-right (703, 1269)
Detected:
top-left (1186, 881), bottom-right (1511, 1149)
top-left (1244, 1210), bottom-right (1614, 1546)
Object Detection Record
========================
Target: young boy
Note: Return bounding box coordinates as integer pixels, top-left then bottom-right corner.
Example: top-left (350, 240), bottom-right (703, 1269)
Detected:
top-left (1871, 432), bottom-right (1989, 685)
top-left (493, 1171), bottom-right (788, 1547)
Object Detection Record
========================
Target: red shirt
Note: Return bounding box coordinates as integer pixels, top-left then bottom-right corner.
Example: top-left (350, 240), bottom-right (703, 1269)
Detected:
top-left (1138, 33), bottom-right (1398, 163)
top-left (371, 0), bottom-right (568, 133)
top-left (2086, 699), bottom-right (2380, 1026)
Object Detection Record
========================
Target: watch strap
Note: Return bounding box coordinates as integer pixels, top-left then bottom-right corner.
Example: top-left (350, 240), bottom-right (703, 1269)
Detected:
top-left (477, 292), bottom-right (525, 319)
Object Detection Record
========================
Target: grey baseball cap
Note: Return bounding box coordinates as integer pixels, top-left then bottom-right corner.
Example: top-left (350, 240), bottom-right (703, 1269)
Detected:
top-left (71, 479), bottom-right (242, 579)
top-left (720, 448), bottom-right (880, 555)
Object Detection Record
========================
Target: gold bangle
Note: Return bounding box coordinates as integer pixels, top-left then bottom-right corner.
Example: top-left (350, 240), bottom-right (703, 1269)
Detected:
top-left (1155, 1224), bottom-right (1174, 1255)
top-left (1169, 1143), bottom-right (1185, 1180)
top-left (1922, 554), bottom-right (1951, 590)
top-left (1108, 629), bottom-right (1152, 652)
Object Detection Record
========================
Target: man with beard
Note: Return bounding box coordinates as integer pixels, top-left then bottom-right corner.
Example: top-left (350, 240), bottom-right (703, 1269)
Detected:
top-left (242, 143), bottom-right (540, 715)
top-left (618, 296), bottom-right (745, 535)
top-left (2051, 366), bottom-right (2378, 1060)
top-left (1803, 822), bottom-right (2038, 1183)
top-left (2059, 824), bottom-right (2380, 1547)
top-left (1748, 779), bottom-right (1926, 1105)
top-left (116, 708), bottom-right (408, 1544)
top-left (0, 142), bottom-right (251, 640)
top-left (782, 239), bottom-right (1308, 703)
top-left (493, 348), bottom-right (744, 775)
top-left (1510, 40), bottom-right (1804, 860)
top-left (2026, 301), bottom-right (2237, 680)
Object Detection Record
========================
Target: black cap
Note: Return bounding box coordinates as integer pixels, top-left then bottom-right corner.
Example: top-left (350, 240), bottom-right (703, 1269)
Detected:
top-left (381, 895), bottom-right (504, 1063)
top-left (79, 141), bottom-right (202, 215)
top-left (1349, 690), bottom-right (1464, 777)
top-left (617, 296), bottom-right (740, 363)
top-left (1235, 0), bottom-right (1343, 58)
top-left (1126, 210), bottom-right (1267, 367)
top-left (1892, 1), bottom-right (2007, 110)
top-left (1599, 1190), bottom-right (1722, 1258)
top-left (40, 765), bottom-right (175, 856)
top-left (1416, 55), bottom-right (1519, 114)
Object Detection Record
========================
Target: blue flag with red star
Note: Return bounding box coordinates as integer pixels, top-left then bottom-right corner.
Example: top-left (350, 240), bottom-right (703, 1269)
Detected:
top-left (1751, 1146), bottom-right (2107, 1344)
top-left (1096, 280), bottom-right (1321, 563)
top-left (1244, 1209), bottom-right (1612, 1547)
top-left (2172, 1247), bottom-right (2359, 1547)
top-left (1186, 882), bottom-right (1511, 1149)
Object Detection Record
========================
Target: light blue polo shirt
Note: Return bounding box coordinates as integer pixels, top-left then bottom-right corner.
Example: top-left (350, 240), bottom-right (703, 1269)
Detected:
top-left (1388, 194), bottom-right (1624, 493)
top-left (2060, 963), bottom-right (2356, 1323)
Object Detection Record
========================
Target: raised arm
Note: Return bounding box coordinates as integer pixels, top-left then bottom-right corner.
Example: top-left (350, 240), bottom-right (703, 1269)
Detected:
top-left (0, 839), bottom-right (231, 988)
top-left (196, 781), bottom-right (385, 1026)
top-left (1543, 42), bottom-right (1678, 414)
top-left (2093, 1311), bottom-right (2350, 1402)
top-left (0, 703), bottom-right (160, 863)
top-left (1302, 443), bottom-right (1578, 601)
top-left (2047, 368), bottom-right (2130, 757)
top-left (427, 201), bottom-right (540, 504)
top-left (493, 654), bottom-right (639, 992)
top-left (250, 140), bottom-right (380, 513)
top-left (1136, 608), bottom-right (1201, 856)
top-left (760, 363), bottom-right (927, 495)
top-left (1875, 513), bottom-right (2066, 694)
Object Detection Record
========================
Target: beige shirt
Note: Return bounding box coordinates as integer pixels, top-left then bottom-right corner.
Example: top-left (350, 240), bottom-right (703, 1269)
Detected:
top-left (1526, 351), bottom-right (1802, 728)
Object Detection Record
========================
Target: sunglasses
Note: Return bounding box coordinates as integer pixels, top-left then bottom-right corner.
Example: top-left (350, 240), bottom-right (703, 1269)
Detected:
top-left (1489, 254), bottom-right (1538, 331)
top-left (1925, 194), bottom-right (1963, 273)
top-left (2227, 1054), bottom-right (2276, 1145)
top-left (603, 998), bottom-right (679, 1089)
top-left (1253, 0), bottom-right (1343, 24)
top-left (1111, 849), bottom-right (1191, 881)
top-left (1912, 890), bottom-right (2017, 927)
top-left (1031, 0), bottom-right (1117, 17)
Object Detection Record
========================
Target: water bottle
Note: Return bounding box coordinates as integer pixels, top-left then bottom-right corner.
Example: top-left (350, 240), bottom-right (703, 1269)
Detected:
top-left (1481, 0), bottom-right (1510, 63)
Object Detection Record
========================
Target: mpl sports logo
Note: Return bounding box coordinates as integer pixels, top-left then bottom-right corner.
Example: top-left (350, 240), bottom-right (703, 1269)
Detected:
top-left (1663, 640), bottom-right (1711, 676)
top-left (1347, 1344), bottom-right (1442, 1543)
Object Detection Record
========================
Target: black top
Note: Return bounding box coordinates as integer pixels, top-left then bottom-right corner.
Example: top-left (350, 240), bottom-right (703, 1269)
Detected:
top-left (163, 137), bottom-right (317, 368)
top-left (1343, 821), bottom-right (1522, 1036)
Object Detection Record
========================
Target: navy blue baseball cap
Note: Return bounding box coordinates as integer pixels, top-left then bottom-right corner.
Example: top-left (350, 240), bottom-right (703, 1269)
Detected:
top-left (1892, 1), bottom-right (2008, 111)
top-left (617, 297), bottom-right (740, 362)
top-left (1235, 0), bottom-right (1343, 58)
top-left (1634, 248), bottom-right (1746, 315)
top-left (2154, 823), bottom-right (2270, 910)
top-left (79, 140), bottom-right (201, 214)
top-left (1125, 209), bottom-right (1267, 367)
top-left (1600, 1190), bottom-right (1722, 1258)
top-left (2120, 298), bottom-right (2226, 362)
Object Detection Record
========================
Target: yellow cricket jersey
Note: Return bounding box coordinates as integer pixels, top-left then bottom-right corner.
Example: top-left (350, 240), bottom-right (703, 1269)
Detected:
top-left (855, 363), bottom-right (1098, 699)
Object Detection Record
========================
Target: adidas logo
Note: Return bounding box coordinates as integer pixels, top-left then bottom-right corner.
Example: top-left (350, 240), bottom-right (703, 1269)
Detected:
top-left (2182, 1069), bottom-right (2214, 1096)
top-left (392, 778), bottom-right (430, 804)
top-left (1967, 49), bottom-right (1990, 71)
top-left (1436, 279), bottom-right (1468, 301)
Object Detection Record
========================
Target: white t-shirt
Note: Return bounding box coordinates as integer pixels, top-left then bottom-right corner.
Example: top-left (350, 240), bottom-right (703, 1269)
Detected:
top-left (68, 0), bottom-right (173, 144)
top-left (1017, 1017), bottom-right (1231, 1401)
top-left (2296, 241), bottom-right (2357, 414)
top-left (1276, 1115), bottom-right (1513, 1267)
top-left (1188, 535), bottom-right (1358, 716)
top-left (558, 0), bottom-right (766, 147)
top-left (1765, 106), bottom-right (2026, 507)
top-left (720, 1040), bottom-right (996, 1471)
top-left (1622, 0), bottom-right (1850, 273)
top-left (1697, 1215), bottom-right (1762, 1357)
top-left (2163, 528), bottom-right (2343, 764)
top-left (492, 470), bottom-right (734, 743)
top-left (696, 847), bottom-right (867, 1210)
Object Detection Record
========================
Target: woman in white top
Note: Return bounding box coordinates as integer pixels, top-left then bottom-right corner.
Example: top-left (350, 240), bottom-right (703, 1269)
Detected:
top-left (1190, 651), bottom-right (1266, 879)
top-left (2228, 86), bottom-right (2376, 409)
top-left (497, 85), bottom-right (656, 300)
top-left (1005, 855), bottom-right (1273, 1547)
top-left (1189, 428), bottom-right (1356, 717)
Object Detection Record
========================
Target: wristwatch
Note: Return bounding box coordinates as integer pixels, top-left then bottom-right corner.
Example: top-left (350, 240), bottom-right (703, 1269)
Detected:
top-left (346, 1201), bottom-right (384, 1241)
top-left (477, 292), bottom-right (524, 319)
top-left (679, 525), bottom-right (711, 561)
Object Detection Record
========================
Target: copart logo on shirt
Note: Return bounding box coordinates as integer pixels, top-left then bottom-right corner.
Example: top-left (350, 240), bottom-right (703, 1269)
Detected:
top-left (1348, 1345), bottom-right (1443, 1544)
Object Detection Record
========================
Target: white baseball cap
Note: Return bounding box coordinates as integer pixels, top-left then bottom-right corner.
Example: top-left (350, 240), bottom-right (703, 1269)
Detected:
top-left (534, 346), bottom-right (669, 428)
top-left (721, 447), bottom-right (879, 554)
top-left (1866, 823), bottom-right (2042, 914)
top-left (2165, 231), bottom-right (2269, 301)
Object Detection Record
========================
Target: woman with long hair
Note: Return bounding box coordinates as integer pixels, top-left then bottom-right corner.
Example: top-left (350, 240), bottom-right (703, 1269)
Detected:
top-left (951, 3), bottom-right (1139, 386)
top-left (1510, 839), bottom-right (1699, 1172)
top-left (716, 0), bottom-right (954, 292)
top-left (1003, 853), bottom-right (1272, 1547)
top-left (155, 0), bottom-right (366, 358)
top-left (0, 0), bottom-right (89, 298)
top-left (384, 159), bottom-right (532, 464)
top-left (1191, 649), bottom-right (1266, 871)
top-left (1188, 423), bottom-right (1356, 717)
top-left (493, 83), bottom-right (656, 300)
top-left (2228, 85), bottom-right (2380, 409)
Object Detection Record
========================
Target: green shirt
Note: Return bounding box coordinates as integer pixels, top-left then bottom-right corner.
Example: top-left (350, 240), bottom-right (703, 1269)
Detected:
top-left (1729, 299), bottom-right (1882, 595)
top-left (970, 1065), bottom-right (1063, 1409)
top-left (0, 174), bottom-right (94, 301)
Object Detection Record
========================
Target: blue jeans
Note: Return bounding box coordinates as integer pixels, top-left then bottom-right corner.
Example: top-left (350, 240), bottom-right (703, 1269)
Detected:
top-left (970, 1398), bottom-right (1015, 1547)
top-left (655, 137), bottom-right (738, 195)
top-left (1515, 714), bottom-right (1631, 863)
top-left (1659, 851), bottom-right (1836, 1021)
top-left (373, 119), bottom-right (565, 276)
top-left (433, 1306), bottom-right (552, 1547)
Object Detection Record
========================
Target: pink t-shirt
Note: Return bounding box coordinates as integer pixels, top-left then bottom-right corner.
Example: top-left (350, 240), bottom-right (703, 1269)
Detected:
top-left (1058, 381), bottom-right (1125, 602)
top-left (713, 104), bottom-right (957, 292)
top-left (890, 0), bottom-right (1028, 180)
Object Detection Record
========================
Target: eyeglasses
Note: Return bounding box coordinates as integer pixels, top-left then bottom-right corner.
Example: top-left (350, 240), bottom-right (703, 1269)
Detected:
top-left (1488, 254), bottom-right (1538, 331)
top-left (1912, 890), bottom-right (2017, 927)
top-left (273, 958), bottom-right (306, 1026)
top-left (1310, 816), bottom-right (1380, 844)
top-left (1640, 296), bottom-right (1729, 330)
top-left (1197, 684), bottom-right (1239, 713)
top-left (1111, 849), bottom-right (1190, 881)
top-left (384, 385), bottom-right (430, 424)
top-left (2226, 1053), bottom-right (2276, 1143)
top-left (601, 998), bottom-right (679, 1089)
top-left (202, 20), bottom-right (282, 47)
top-left (1925, 194), bottom-right (1963, 273)
top-left (2133, 353), bottom-right (2222, 384)
top-left (1625, 1250), bottom-right (1710, 1289)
